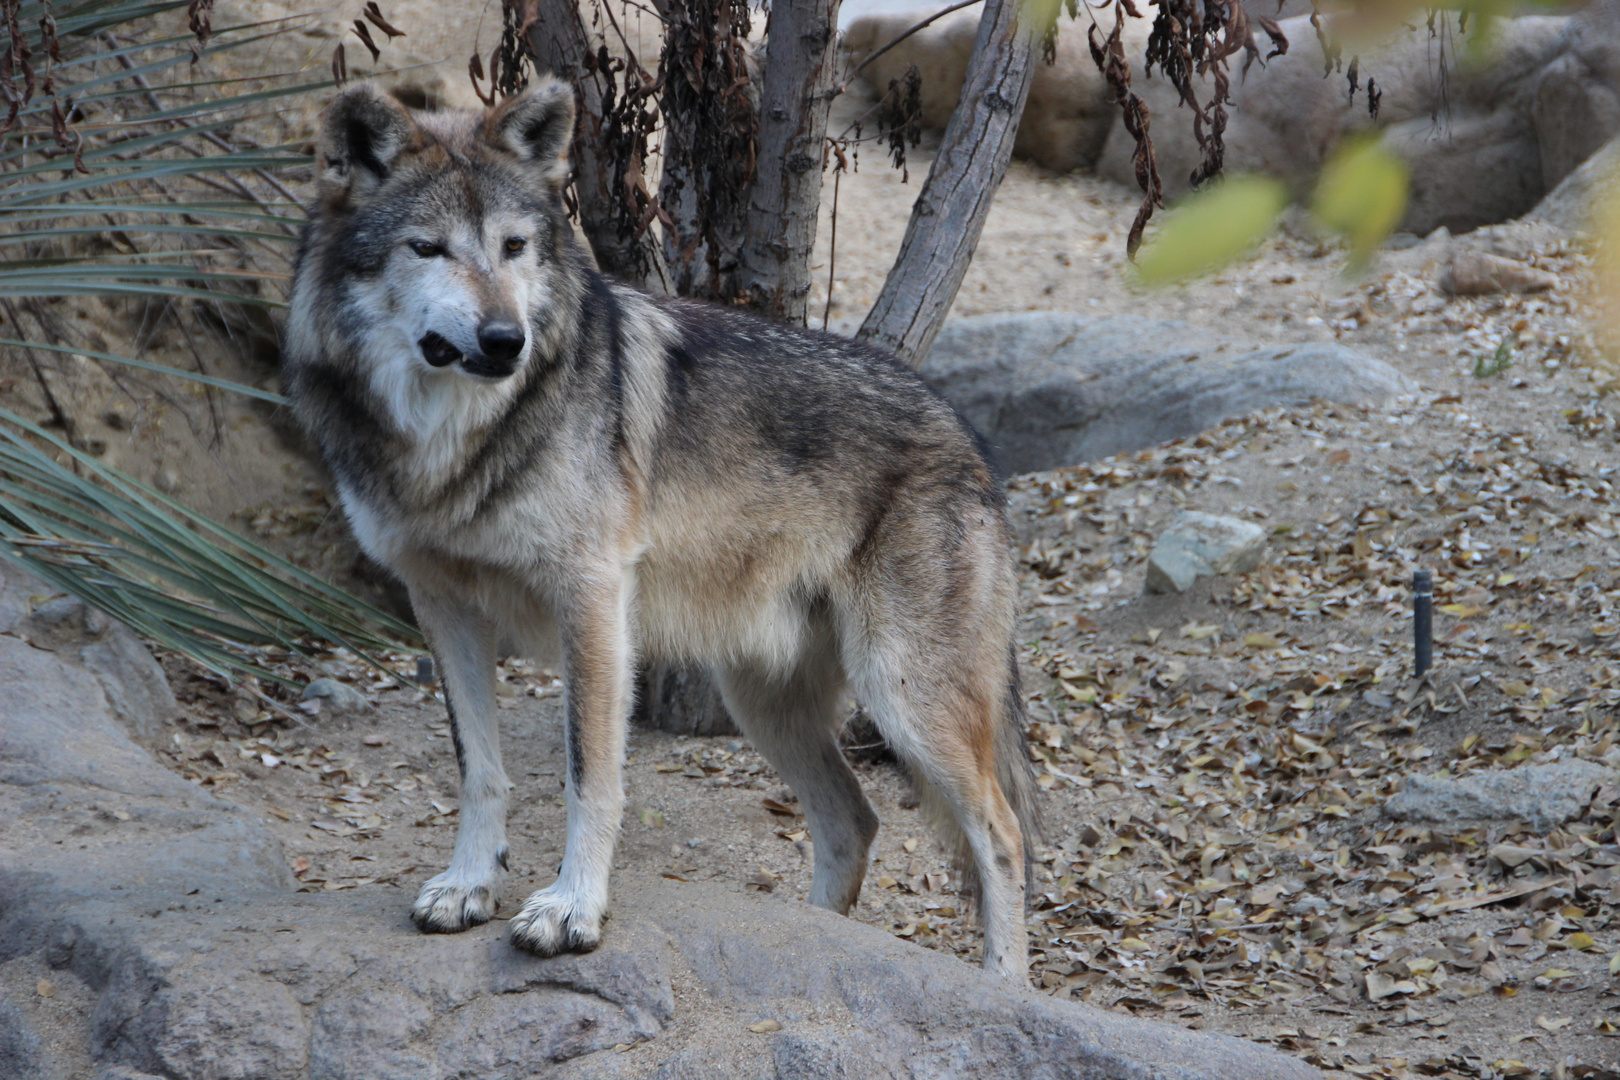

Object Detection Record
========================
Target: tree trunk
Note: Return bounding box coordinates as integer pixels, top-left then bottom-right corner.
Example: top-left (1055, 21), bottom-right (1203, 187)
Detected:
top-left (656, 0), bottom-right (757, 300)
top-left (855, 0), bottom-right (1043, 363)
top-left (732, 0), bottom-right (844, 320)
top-left (636, 0), bottom-right (844, 735)
top-left (525, 0), bottom-right (672, 291)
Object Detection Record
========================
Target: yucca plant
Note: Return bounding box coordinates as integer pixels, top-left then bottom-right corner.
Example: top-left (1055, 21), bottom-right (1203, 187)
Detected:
top-left (0, 0), bottom-right (420, 686)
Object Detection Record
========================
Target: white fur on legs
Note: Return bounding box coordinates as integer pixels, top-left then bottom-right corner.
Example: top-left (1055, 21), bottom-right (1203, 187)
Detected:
top-left (507, 777), bottom-right (611, 954)
top-left (508, 573), bottom-right (629, 956)
top-left (960, 800), bottom-right (1029, 980)
top-left (716, 630), bottom-right (878, 914)
top-left (407, 588), bottom-right (511, 933)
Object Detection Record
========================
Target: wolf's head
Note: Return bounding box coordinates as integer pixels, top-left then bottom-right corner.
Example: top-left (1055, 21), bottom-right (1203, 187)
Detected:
top-left (307, 79), bottom-right (577, 384)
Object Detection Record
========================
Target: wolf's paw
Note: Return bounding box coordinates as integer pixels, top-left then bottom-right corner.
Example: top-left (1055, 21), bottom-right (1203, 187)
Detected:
top-left (411, 872), bottom-right (497, 933)
top-left (508, 886), bottom-right (603, 956)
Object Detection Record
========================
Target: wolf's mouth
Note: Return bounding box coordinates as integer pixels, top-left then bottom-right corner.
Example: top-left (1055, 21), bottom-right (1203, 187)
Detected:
top-left (419, 332), bottom-right (462, 368)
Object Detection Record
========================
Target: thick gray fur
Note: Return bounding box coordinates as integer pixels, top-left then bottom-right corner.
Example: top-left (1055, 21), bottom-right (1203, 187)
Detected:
top-left (283, 78), bottom-right (1037, 979)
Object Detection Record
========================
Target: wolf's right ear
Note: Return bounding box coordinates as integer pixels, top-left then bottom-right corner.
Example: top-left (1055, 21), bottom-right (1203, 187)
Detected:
top-left (317, 84), bottom-right (417, 204)
top-left (487, 79), bottom-right (576, 185)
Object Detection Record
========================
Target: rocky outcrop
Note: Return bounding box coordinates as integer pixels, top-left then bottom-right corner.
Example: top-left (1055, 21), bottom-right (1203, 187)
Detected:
top-left (1385, 759), bottom-right (1615, 833)
top-left (918, 313), bottom-right (1414, 475)
top-left (841, 6), bottom-right (1127, 173)
top-left (0, 561), bottom-right (1319, 1079)
top-left (1527, 133), bottom-right (1620, 232)
top-left (845, 2), bottom-right (1620, 234)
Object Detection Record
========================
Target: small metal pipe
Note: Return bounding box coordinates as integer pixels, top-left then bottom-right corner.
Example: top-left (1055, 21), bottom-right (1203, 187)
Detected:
top-left (416, 655), bottom-right (436, 688)
top-left (1413, 569), bottom-right (1433, 679)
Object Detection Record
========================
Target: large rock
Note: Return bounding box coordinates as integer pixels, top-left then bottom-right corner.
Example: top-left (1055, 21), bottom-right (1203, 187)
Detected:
top-left (842, 6), bottom-right (1128, 173)
top-left (0, 562), bottom-right (1318, 1079)
top-left (0, 569), bottom-right (179, 749)
top-left (1094, 12), bottom-right (1578, 235)
top-left (1385, 759), bottom-right (1615, 833)
top-left (1145, 512), bottom-right (1267, 594)
top-left (919, 313), bottom-right (1415, 475)
top-left (1527, 132), bottom-right (1620, 232)
top-left (1533, 0), bottom-right (1620, 189)
top-left (846, 3), bottom-right (1620, 234)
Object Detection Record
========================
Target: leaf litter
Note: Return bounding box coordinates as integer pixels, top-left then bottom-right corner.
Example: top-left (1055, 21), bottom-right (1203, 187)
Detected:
top-left (136, 224), bottom-right (1620, 1079)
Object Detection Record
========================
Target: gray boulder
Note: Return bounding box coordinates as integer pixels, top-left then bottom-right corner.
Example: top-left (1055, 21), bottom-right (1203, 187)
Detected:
top-left (1385, 759), bottom-right (1615, 833)
top-left (1145, 512), bottom-right (1267, 594)
top-left (1095, 11), bottom-right (1580, 235)
top-left (919, 313), bottom-right (1414, 475)
top-left (301, 676), bottom-right (370, 716)
top-left (1527, 132), bottom-right (1620, 232)
top-left (0, 560), bottom-right (1319, 1080)
top-left (0, 569), bottom-right (179, 748)
top-left (849, 1), bottom-right (1620, 235)
top-left (843, 6), bottom-right (1131, 173)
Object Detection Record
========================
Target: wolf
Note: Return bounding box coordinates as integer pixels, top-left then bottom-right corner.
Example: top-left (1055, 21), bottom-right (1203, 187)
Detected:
top-left (282, 77), bottom-right (1038, 979)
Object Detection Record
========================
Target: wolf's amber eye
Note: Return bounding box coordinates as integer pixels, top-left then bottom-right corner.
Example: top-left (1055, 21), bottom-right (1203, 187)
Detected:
top-left (504, 237), bottom-right (526, 256)
top-left (408, 240), bottom-right (442, 258)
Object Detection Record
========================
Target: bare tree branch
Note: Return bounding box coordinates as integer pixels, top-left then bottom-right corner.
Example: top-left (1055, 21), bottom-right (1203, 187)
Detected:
top-left (856, 0), bottom-right (1049, 363)
top-left (733, 0), bottom-right (845, 321)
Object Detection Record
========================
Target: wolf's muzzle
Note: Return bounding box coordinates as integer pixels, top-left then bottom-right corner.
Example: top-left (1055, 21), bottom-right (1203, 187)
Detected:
top-left (420, 332), bottom-right (462, 368)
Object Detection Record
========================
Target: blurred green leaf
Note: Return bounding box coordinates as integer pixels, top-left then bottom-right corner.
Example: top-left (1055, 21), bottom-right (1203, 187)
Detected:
top-left (1312, 137), bottom-right (1409, 269)
top-left (1132, 175), bottom-right (1288, 286)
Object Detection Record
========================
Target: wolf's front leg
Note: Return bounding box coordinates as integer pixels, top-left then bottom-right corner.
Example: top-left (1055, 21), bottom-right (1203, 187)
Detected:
top-left (508, 574), bottom-right (631, 956)
top-left (406, 588), bottom-right (509, 933)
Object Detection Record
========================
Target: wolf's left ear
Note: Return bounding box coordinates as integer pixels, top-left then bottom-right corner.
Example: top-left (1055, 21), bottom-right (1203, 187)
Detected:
top-left (488, 79), bottom-right (576, 185)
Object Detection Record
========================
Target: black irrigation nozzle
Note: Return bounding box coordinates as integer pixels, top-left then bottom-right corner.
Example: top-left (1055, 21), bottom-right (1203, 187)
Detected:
top-left (1413, 568), bottom-right (1433, 679)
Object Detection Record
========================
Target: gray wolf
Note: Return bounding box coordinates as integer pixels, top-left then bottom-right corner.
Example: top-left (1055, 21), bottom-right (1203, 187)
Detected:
top-left (282, 78), bottom-right (1037, 979)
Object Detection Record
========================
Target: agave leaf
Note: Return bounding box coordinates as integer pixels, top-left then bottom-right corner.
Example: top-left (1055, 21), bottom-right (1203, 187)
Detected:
top-left (0, 339), bottom-right (288, 404)
top-left (0, 0), bottom-right (424, 691)
top-left (0, 407), bottom-right (418, 685)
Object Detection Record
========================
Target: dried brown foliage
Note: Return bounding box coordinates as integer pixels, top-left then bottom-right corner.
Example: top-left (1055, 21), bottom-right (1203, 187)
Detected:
top-left (657, 0), bottom-right (758, 299)
top-left (1087, 1), bottom-right (1160, 257)
top-left (875, 64), bottom-right (922, 180)
top-left (1082, 0), bottom-right (1289, 256)
top-left (186, 0), bottom-right (215, 51)
top-left (1, 0), bottom-right (80, 166)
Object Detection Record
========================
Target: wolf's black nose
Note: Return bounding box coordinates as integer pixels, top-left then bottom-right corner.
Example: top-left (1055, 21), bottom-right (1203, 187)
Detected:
top-left (477, 319), bottom-right (526, 363)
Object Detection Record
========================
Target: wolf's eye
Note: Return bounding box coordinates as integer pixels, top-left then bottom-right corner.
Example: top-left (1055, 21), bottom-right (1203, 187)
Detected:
top-left (408, 240), bottom-right (443, 258)
top-left (503, 237), bottom-right (526, 257)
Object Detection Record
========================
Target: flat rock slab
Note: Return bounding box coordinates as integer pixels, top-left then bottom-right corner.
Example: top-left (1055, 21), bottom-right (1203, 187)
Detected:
top-left (920, 313), bottom-right (1415, 475)
top-left (0, 565), bottom-right (1318, 1080)
top-left (1384, 759), bottom-right (1616, 833)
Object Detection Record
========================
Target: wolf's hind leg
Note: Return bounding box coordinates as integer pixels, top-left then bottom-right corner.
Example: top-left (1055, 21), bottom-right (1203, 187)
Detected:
top-left (850, 641), bottom-right (1030, 982)
top-left (717, 628), bottom-right (878, 914)
top-left (407, 589), bottom-right (509, 933)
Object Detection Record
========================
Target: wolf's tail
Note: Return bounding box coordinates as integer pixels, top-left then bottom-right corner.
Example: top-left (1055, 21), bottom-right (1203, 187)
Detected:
top-left (997, 646), bottom-right (1040, 898)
